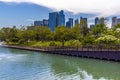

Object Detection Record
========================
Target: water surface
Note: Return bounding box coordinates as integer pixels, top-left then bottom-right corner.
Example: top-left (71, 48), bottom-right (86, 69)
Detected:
top-left (0, 47), bottom-right (120, 80)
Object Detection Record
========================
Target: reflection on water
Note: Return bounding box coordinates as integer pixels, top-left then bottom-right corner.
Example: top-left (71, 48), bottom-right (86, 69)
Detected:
top-left (0, 47), bottom-right (120, 80)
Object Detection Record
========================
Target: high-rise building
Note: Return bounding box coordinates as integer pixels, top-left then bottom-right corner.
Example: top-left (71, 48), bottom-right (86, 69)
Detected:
top-left (58, 10), bottom-right (65, 26)
top-left (49, 10), bottom-right (65, 31)
top-left (111, 16), bottom-right (120, 28)
top-left (75, 19), bottom-right (79, 25)
top-left (90, 25), bottom-right (95, 29)
top-left (66, 21), bottom-right (70, 28)
top-left (95, 17), bottom-right (105, 26)
top-left (43, 19), bottom-right (48, 26)
top-left (117, 18), bottom-right (120, 24)
top-left (34, 21), bottom-right (43, 26)
top-left (66, 18), bottom-right (73, 28)
top-left (69, 18), bottom-right (73, 27)
top-left (112, 17), bottom-right (117, 28)
top-left (99, 17), bottom-right (105, 24)
top-left (95, 17), bottom-right (99, 25)
top-left (80, 16), bottom-right (83, 21)
top-left (49, 12), bottom-right (58, 31)
top-left (80, 17), bottom-right (88, 28)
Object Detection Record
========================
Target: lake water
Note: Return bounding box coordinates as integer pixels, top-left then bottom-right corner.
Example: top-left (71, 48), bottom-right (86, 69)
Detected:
top-left (0, 47), bottom-right (120, 80)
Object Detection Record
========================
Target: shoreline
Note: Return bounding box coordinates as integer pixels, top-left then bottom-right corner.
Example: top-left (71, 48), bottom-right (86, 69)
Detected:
top-left (1, 45), bottom-right (120, 62)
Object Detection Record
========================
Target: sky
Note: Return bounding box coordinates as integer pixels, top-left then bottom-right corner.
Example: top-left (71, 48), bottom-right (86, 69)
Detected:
top-left (0, 0), bottom-right (120, 28)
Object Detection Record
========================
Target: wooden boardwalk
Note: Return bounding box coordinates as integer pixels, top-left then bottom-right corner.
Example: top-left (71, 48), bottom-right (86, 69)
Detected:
top-left (1, 45), bottom-right (120, 62)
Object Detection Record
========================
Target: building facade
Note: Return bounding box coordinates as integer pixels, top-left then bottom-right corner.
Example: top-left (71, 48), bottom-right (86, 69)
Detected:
top-left (112, 17), bottom-right (117, 28)
top-left (90, 25), bottom-right (95, 29)
top-left (66, 18), bottom-right (73, 28)
top-left (99, 17), bottom-right (105, 24)
top-left (95, 17), bottom-right (99, 25)
top-left (34, 21), bottom-right (43, 26)
top-left (80, 17), bottom-right (88, 28)
top-left (75, 19), bottom-right (79, 26)
top-left (112, 16), bottom-right (120, 28)
top-left (49, 12), bottom-right (58, 31)
top-left (43, 19), bottom-right (48, 26)
top-left (49, 10), bottom-right (65, 31)
top-left (58, 10), bottom-right (65, 26)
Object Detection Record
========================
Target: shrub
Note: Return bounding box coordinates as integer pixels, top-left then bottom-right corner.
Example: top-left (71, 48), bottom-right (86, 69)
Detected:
top-left (82, 36), bottom-right (95, 45)
top-left (64, 40), bottom-right (81, 47)
top-left (49, 41), bottom-right (56, 46)
top-left (95, 35), bottom-right (119, 44)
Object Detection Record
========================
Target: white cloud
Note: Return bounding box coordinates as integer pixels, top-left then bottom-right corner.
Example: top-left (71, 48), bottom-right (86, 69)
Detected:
top-left (27, 19), bottom-right (34, 22)
top-left (1, 0), bottom-right (120, 17)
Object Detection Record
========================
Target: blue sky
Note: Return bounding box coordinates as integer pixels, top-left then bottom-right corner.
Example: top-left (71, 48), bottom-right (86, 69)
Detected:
top-left (0, 0), bottom-right (120, 28)
top-left (0, 2), bottom-right (51, 27)
top-left (0, 2), bottom-right (96, 28)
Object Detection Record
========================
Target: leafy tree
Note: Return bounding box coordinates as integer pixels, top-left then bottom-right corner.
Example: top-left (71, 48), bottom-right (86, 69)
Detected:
top-left (54, 26), bottom-right (73, 46)
top-left (91, 24), bottom-right (107, 37)
top-left (113, 30), bottom-right (120, 38)
top-left (82, 35), bottom-right (95, 45)
top-left (81, 26), bottom-right (90, 36)
top-left (34, 26), bottom-right (53, 41)
top-left (95, 35), bottom-right (119, 44)
top-left (105, 28), bottom-right (114, 36)
top-left (80, 19), bottom-right (89, 36)
top-left (54, 26), bottom-right (72, 41)
top-left (114, 24), bottom-right (120, 29)
top-left (71, 26), bottom-right (82, 40)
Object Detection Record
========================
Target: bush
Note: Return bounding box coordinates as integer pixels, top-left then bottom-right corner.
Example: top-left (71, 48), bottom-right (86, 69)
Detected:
top-left (49, 41), bottom-right (56, 46)
top-left (95, 35), bottom-right (119, 44)
top-left (82, 36), bottom-right (95, 45)
top-left (64, 40), bottom-right (81, 47)
top-left (18, 39), bottom-right (25, 44)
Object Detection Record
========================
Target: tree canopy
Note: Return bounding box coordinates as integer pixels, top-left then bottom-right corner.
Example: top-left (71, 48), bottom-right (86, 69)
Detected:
top-left (0, 23), bottom-right (120, 47)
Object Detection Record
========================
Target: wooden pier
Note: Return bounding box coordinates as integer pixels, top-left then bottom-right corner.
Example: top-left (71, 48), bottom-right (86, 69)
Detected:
top-left (1, 45), bottom-right (120, 62)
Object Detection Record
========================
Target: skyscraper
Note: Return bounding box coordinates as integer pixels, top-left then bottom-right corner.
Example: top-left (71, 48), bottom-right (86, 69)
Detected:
top-left (99, 17), bottom-right (105, 24)
top-left (69, 18), bottom-right (73, 27)
top-left (75, 19), bottom-right (79, 26)
top-left (58, 10), bottom-right (65, 26)
top-left (80, 17), bottom-right (88, 28)
top-left (34, 21), bottom-right (43, 26)
top-left (90, 25), bottom-right (95, 29)
top-left (117, 18), bottom-right (120, 24)
top-left (95, 17), bottom-right (99, 25)
top-left (66, 18), bottom-right (73, 28)
top-left (112, 17), bottom-right (117, 28)
top-left (43, 19), bottom-right (48, 27)
top-left (49, 12), bottom-right (58, 31)
top-left (49, 10), bottom-right (65, 31)
top-left (66, 21), bottom-right (70, 28)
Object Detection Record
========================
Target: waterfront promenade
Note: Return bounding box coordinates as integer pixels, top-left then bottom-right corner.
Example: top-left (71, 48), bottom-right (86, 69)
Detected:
top-left (1, 45), bottom-right (120, 62)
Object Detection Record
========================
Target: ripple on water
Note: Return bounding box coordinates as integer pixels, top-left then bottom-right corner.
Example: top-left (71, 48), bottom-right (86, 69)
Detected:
top-left (0, 47), bottom-right (119, 80)
top-left (0, 54), bottom-right (26, 61)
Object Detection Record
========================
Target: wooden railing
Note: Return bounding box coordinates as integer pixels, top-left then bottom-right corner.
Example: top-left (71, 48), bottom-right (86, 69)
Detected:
top-left (44, 44), bottom-right (120, 52)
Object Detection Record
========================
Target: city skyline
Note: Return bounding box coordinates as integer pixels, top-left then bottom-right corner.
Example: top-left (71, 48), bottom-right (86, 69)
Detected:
top-left (1, 1), bottom-right (120, 28)
top-left (0, 1), bottom-right (95, 28)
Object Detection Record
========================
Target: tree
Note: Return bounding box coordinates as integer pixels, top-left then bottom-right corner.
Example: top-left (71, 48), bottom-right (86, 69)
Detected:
top-left (54, 26), bottom-right (72, 41)
top-left (113, 30), bottom-right (120, 38)
top-left (91, 24), bottom-right (107, 37)
top-left (71, 26), bottom-right (82, 40)
top-left (114, 24), bottom-right (120, 29)
top-left (82, 35), bottom-right (95, 45)
top-left (95, 35), bottom-right (119, 44)
top-left (81, 26), bottom-right (90, 36)
top-left (54, 26), bottom-right (72, 46)
top-left (34, 26), bottom-right (53, 41)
